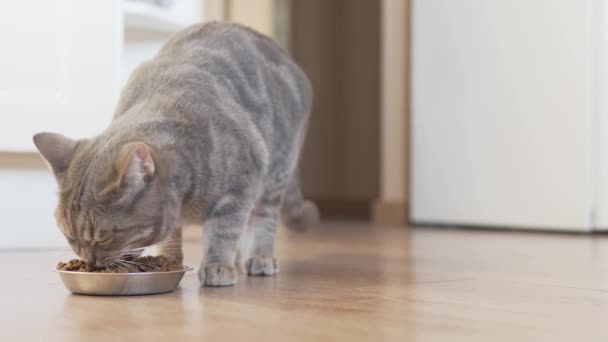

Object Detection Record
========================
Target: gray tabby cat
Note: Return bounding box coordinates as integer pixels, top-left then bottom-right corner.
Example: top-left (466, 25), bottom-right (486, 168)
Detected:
top-left (32, 22), bottom-right (318, 286)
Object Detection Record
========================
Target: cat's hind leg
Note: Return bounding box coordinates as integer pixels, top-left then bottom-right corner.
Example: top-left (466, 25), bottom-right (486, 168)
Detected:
top-left (245, 189), bottom-right (282, 276)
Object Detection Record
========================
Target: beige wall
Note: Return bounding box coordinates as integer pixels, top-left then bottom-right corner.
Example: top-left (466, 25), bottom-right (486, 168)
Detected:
top-left (404, 0), bottom-right (410, 207)
top-left (204, 0), bottom-right (227, 21)
top-left (379, 0), bottom-right (408, 203)
top-left (372, 0), bottom-right (409, 224)
top-left (291, 0), bottom-right (381, 208)
top-left (226, 0), bottom-right (275, 37)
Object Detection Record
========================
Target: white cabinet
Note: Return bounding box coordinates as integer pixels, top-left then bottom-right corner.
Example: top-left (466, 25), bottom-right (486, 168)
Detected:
top-left (124, 0), bottom-right (203, 33)
top-left (0, 0), bottom-right (205, 248)
top-left (0, 0), bottom-right (122, 152)
top-left (411, 0), bottom-right (607, 231)
top-left (0, 0), bottom-right (204, 153)
top-left (122, 0), bottom-right (204, 87)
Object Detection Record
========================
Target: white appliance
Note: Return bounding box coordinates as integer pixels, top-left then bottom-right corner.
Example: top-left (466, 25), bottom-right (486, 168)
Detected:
top-left (411, 0), bottom-right (608, 231)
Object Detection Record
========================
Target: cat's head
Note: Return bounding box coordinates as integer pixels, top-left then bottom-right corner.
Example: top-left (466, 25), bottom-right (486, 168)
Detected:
top-left (33, 132), bottom-right (173, 267)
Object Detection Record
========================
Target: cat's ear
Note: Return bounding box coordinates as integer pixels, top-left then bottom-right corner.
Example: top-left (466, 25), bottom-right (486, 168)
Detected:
top-left (101, 142), bottom-right (155, 203)
top-left (116, 142), bottom-right (155, 187)
top-left (32, 132), bottom-right (79, 176)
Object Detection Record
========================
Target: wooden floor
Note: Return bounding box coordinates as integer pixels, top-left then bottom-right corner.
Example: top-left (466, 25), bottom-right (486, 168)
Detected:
top-left (3, 222), bottom-right (608, 341)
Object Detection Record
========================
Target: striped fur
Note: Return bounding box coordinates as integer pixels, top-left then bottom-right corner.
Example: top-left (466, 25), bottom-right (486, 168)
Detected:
top-left (33, 22), bottom-right (317, 286)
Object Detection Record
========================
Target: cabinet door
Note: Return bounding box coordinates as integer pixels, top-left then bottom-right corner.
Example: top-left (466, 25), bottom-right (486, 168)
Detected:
top-left (0, 0), bottom-right (122, 152)
top-left (411, 0), bottom-right (598, 231)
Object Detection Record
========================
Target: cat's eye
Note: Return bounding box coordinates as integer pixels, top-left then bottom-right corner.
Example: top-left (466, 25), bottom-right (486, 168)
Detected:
top-left (97, 238), bottom-right (112, 247)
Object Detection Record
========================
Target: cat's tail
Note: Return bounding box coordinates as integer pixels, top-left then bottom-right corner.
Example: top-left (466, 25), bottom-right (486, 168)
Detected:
top-left (281, 174), bottom-right (319, 231)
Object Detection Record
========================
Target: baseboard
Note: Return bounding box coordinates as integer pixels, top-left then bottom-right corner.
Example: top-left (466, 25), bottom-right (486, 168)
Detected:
top-left (372, 200), bottom-right (408, 226)
top-left (310, 197), bottom-right (373, 220)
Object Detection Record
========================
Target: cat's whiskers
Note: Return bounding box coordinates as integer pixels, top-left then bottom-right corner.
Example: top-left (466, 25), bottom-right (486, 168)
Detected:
top-left (120, 259), bottom-right (153, 271)
top-left (114, 260), bottom-right (132, 271)
top-left (107, 262), bottom-right (118, 272)
top-left (101, 239), bottom-right (181, 267)
top-left (147, 239), bottom-right (180, 246)
top-left (105, 247), bottom-right (146, 261)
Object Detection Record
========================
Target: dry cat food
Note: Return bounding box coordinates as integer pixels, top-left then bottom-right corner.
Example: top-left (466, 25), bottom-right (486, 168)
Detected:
top-left (56, 255), bottom-right (183, 273)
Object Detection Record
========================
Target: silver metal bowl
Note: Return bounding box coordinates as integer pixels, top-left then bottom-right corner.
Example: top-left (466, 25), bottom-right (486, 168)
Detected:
top-left (56, 266), bottom-right (193, 296)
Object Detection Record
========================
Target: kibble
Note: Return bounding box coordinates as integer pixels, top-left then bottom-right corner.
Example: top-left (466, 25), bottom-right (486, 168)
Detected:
top-left (56, 255), bottom-right (183, 273)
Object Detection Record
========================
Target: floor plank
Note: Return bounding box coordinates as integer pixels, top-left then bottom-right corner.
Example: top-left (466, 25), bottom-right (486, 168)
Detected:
top-left (2, 222), bottom-right (608, 341)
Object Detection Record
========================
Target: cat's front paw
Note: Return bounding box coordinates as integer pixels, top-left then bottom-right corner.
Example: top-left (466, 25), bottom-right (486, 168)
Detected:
top-left (199, 263), bottom-right (237, 287)
top-left (246, 256), bottom-right (279, 276)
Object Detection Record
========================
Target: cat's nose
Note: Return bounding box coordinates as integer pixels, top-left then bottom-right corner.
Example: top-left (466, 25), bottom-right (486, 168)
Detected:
top-left (81, 250), bottom-right (99, 266)
top-left (86, 256), bottom-right (106, 268)
top-left (93, 259), bottom-right (105, 268)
